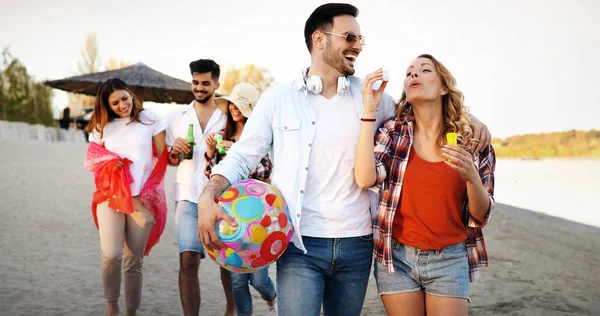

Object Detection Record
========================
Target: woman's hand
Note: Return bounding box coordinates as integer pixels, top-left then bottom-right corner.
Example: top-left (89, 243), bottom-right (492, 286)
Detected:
top-left (360, 68), bottom-right (388, 117)
top-left (442, 145), bottom-right (479, 183)
top-left (113, 160), bottom-right (124, 172)
top-left (205, 133), bottom-right (218, 158)
top-left (220, 140), bottom-right (233, 151)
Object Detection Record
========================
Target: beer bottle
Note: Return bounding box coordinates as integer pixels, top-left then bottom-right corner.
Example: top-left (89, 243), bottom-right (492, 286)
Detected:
top-left (184, 124), bottom-right (194, 160)
top-left (215, 134), bottom-right (226, 154)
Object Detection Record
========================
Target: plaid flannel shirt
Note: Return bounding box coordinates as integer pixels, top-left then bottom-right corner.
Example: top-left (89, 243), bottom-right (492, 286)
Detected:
top-left (372, 117), bottom-right (496, 282)
top-left (204, 132), bottom-right (272, 182)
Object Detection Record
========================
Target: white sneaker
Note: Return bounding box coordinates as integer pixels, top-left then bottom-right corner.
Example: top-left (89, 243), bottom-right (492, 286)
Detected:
top-left (267, 305), bottom-right (278, 316)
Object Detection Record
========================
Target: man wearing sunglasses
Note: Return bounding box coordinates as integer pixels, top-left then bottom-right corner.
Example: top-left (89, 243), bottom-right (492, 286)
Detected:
top-left (197, 3), bottom-right (490, 315)
top-left (198, 4), bottom-right (385, 315)
top-left (322, 31), bottom-right (365, 46)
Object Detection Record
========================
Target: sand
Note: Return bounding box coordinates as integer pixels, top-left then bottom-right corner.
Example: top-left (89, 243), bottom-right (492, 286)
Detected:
top-left (0, 138), bottom-right (598, 315)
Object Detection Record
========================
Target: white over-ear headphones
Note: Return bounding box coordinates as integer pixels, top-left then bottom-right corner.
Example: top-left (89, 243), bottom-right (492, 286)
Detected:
top-left (303, 69), bottom-right (350, 95)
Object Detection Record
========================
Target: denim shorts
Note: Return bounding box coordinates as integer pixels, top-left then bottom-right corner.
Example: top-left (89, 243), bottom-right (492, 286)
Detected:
top-left (374, 240), bottom-right (470, 301)
top-left (175, 200), bottom-right (206, 258)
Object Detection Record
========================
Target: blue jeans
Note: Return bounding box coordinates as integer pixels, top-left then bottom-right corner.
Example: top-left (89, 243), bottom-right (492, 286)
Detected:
top-left (276, 235), bottom-right (374, 316)
top-left (231, 267), bottom-right (276, 316)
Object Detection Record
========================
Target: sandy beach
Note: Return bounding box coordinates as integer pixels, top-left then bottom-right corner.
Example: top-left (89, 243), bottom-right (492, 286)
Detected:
top-left (0, 138), bottom-right (598, 316)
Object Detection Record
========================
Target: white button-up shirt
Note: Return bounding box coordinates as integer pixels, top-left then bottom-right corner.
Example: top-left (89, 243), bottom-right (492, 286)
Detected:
top-left (167, 102), bottom-right (226, 203)
top-left (212, 74), bottom-right (396, 252)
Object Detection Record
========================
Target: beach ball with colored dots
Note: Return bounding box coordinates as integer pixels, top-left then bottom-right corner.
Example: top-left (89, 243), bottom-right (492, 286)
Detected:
top-left (206, 179), bottom-right (293, 273)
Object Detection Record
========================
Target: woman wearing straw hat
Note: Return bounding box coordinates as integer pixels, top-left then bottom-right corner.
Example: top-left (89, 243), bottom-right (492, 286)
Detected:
top-left (204, 82), bottom-right (277, 316)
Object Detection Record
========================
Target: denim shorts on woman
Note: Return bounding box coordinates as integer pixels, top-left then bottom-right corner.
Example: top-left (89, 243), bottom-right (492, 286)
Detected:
top-left (374, 240), bottom-right (470, 301)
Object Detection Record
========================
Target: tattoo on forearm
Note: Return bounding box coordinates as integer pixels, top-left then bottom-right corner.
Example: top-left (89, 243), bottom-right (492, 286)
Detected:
top-left (205, 175), bottom-right (231, 199)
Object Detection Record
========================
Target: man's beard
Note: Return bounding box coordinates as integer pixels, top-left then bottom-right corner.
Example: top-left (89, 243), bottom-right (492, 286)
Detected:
top-left (194, 91), bottom-right (214, 104)
top-left (323, 38), bottom-right (356, 76)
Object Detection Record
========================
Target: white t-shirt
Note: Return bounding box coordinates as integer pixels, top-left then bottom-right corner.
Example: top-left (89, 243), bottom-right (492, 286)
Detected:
top-left (89, 110), bottom-right (167, 196)
top-left (166, 102), bottom-right (226, 203)
top-left (301, 90), bottom-right (372, 237)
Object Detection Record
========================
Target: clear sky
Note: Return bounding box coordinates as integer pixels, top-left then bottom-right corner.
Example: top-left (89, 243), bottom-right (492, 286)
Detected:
top-left (1, 0), bottom-right (598, 138)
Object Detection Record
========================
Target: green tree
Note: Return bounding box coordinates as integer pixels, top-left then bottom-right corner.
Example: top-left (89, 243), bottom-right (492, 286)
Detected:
top-left (0, 48), bottom-right (54, 126)
top-left (494, 129), bottom-right (600, 158)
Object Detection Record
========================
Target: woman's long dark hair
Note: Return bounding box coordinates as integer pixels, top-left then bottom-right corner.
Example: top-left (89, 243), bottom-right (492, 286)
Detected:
top-left (85, 78), bottom-right (144, 139)
top-left (222, 101), bottom-right (247, 142)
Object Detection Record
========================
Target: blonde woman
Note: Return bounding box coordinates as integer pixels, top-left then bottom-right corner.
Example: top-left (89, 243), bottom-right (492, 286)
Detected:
top-left (355, 54), bottom-right (496, 316)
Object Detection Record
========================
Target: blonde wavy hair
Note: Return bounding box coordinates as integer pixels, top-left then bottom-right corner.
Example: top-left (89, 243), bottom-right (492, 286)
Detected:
top-left (396, 54), bottom-right (476, 150)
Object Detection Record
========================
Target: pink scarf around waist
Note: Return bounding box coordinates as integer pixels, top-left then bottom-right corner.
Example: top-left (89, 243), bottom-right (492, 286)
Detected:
top-left (84, 141), bottom-right (168, 255)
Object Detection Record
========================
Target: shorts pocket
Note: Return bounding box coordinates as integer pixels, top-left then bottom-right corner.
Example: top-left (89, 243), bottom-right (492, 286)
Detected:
top-left (440, 243), bottom-right (467, 260)
top-left (391, 239), bottom-right (401, 251)
top-left (358, 234), bottom-right (373, 242)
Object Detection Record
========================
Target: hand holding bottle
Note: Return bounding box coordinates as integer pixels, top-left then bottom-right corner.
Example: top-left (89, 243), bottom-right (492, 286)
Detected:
top-left (215, 134), bottom-right (227, 154)
top-left (171, 138), bottom-right (191, 156)
top-left (184, 124), bottom-right (195, 160)
top-left (205, 133), bottom-right (218, 158)
top-left (220, 140), bottom-right (233, 151)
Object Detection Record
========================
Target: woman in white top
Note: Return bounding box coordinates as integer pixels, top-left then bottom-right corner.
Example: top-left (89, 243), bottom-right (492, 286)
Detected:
top-left (85, 78), bottom-right (167, 316)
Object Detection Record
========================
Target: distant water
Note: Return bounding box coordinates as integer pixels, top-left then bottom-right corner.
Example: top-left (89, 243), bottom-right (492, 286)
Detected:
top-left (1, 119), bottom-right (597, 228)
top-left (494, 158), bottom-right (600, 228)
top-left (0, 120), bottom-right (87, 143)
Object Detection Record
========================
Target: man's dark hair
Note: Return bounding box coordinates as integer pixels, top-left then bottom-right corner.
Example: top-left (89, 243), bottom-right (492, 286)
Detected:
top-left (304, 3), bottom-right (359, 53)
top-left (189, 59), bottom-right (220, 82)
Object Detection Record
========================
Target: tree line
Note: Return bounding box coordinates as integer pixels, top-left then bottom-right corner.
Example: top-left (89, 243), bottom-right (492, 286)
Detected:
top-left (492, 129), bottom-right (600, 158)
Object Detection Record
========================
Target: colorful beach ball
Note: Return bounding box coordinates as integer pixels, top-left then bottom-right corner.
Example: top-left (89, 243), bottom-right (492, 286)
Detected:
top-left (206, 179), bottom-right (293, 273)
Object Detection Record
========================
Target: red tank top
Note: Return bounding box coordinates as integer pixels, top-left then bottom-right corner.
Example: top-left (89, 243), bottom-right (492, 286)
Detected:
top-left (392, 147), bottom-right (467, 250)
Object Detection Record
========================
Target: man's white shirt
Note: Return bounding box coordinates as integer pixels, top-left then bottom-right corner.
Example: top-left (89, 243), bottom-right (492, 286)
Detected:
top-left (301, 91), bottom-right (371, 238)
top-left (212, 74), bottom-right (396, 252)
top-left (166, 101), bottom-right (226, 203)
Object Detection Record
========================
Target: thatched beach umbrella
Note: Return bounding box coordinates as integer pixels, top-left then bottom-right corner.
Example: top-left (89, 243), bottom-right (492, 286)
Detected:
top-left (44, 62), bottom-right (193, 104)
